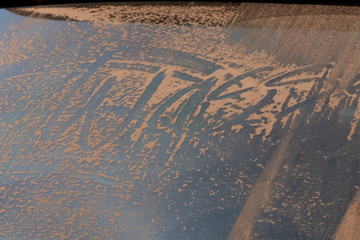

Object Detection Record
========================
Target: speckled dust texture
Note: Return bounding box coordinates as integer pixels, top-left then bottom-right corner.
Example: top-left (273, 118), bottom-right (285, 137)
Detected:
top-left (0, 3), bottom-right (359, 240)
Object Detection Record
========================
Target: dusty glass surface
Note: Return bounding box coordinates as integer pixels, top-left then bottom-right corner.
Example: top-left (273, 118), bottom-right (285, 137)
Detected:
top-left (0, 2), bottom-right (359, 240)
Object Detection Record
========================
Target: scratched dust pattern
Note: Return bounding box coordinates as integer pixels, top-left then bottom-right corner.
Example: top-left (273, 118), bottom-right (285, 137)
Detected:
top-left (0, 4), bottom-right (359, 240)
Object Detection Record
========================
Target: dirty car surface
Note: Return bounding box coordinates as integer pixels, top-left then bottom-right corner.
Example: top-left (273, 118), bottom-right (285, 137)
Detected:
top-left (0, 2), bottom-right (359, 240)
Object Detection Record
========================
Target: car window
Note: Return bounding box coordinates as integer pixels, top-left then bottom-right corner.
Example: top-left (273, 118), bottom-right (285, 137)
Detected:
top-left (0, 2), bottom-right (359, 239)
